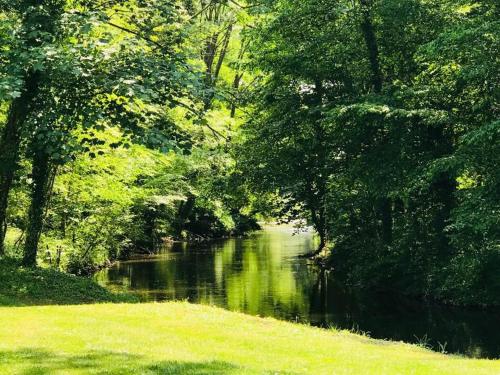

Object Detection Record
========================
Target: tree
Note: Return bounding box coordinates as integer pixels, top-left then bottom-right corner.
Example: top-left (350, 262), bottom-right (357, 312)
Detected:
top-left (0, 0), bottom-right (65, 256)
top-left (240, 0), bottom-right (499, 304)
top-left (1, 0), bottom-right (199, 265)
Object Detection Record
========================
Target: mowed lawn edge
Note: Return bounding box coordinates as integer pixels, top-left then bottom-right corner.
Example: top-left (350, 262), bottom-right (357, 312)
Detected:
top-left (1, 302), bottom-right (499, 375)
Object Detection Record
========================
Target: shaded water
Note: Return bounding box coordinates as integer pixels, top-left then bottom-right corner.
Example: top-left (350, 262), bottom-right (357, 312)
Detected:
top-left (96, 226), bottom-right (500, 359)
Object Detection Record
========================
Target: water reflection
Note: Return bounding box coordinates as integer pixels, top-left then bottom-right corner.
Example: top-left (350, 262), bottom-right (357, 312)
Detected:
top-left (96, 226), bottom-right (500, 359)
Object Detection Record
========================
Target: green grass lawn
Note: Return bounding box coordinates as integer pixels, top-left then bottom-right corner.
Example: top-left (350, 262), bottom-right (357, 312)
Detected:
top-left (1, 260), bottom-right (499, 374)
top-left (1, 303), bottom-right (500, 375)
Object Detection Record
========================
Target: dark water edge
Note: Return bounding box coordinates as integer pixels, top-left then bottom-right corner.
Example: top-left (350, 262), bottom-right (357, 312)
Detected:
top-left (95, 226), bottom-right (500, 359)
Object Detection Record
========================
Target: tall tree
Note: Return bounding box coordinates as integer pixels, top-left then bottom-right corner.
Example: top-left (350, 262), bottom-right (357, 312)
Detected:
top-left (2, 0), bottom-right (198, 265)
top-left (0, 0), bottom-right (64, 256)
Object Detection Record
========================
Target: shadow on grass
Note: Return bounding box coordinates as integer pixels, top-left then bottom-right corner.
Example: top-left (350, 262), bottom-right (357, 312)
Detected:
top-left (0, 348), bottom-right (245, 374)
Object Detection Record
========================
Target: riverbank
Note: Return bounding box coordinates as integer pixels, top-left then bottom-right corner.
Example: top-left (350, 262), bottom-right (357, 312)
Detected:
top-left (1, 260), bottom-right (500, 374)
top-left (0, 258), bottom-right (135, 306)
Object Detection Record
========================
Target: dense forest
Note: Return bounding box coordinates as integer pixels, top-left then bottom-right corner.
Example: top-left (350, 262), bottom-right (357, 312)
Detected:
top-left (0, 0), bottom-right (498, 306)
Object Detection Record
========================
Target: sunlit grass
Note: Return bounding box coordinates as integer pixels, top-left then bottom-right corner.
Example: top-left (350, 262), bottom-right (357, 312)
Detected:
top-left (0, 302), bottom-right (499, 374)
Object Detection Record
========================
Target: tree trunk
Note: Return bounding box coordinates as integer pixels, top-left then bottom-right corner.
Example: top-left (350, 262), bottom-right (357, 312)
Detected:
top-left (300, 206), bottom-right (327, 258)
top-left (174, 194), bottom-right (196, 239)
top-left (0, 0), bottom-right (62, 255)
top-left (230, 72), bottom-right (243, 118)
top-left (359, 0), bottom-right (383, 93)
top-left (302, 79), bottom-right (329, 258)
top-left (359, 0), bottom-right (393, 245)
top-left (203, 23), bottom-right (234, 111)
top-left (23, 150), bottom-right (51, 267)
top-left (230, 37), bottom-right (248, 118)
top-left (214, 23), bottom-right (233, 81)
top-left (0, 71), bottom-right (40, 255)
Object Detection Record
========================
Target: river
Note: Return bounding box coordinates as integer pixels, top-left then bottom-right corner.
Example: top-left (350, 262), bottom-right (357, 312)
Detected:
top-left (95, 226), bottom-right (500, 359)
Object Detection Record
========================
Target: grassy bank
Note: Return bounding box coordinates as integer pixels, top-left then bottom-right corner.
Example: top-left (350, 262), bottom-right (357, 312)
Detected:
top-left (1, 261), bottom-right (500, 374)
top-left (0, 259), bottom-right (134, 306)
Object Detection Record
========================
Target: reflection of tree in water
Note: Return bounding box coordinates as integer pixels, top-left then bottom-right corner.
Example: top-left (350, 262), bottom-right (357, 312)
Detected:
top-left (213, 230), bottom-right (315, 320)
top-left (98, 228), bottom-right (316, 321)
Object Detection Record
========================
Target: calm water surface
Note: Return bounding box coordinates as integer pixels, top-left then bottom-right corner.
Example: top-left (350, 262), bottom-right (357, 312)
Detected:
top-left (96, 227), bottom-right (500, 359)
